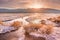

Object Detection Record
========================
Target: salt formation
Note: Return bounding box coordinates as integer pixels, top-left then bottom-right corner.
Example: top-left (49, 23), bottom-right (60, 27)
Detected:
top-left (0, 14), bottom-right (60, 40)
top-left (23, 15), bottom-right (60, 40)
top-left (0, 25), bottom-right (15, 33)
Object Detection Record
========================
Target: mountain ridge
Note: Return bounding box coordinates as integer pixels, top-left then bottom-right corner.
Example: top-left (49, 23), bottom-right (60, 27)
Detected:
top-left (0, 8), bottom-right (60, 13)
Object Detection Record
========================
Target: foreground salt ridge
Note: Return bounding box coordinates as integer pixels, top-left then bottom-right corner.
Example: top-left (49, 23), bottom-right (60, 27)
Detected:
top-left (13, 17), bottom-right (60, 40)
top-left (29, 27), bottom-right (60, 40)
top-left (0, 14), bottom-right (60, 40)
top-left (0, 16), bottom-right (30, 33)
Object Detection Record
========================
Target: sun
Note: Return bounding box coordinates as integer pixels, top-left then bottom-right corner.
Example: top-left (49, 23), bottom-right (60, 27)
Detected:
top-left (29, 3), bottom-right (43, 8)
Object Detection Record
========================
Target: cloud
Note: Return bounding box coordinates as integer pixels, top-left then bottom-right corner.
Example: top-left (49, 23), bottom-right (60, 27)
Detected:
top-left (39, 0), bottom-right (60, 9)
top-left (0, 0), bottom-right (60, 9)
top-left (0, 0), bottom-right (31, 8)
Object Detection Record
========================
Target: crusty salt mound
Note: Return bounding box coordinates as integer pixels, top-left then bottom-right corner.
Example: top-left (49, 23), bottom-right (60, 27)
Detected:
top-left (0, 14), bottom-right (60, 40)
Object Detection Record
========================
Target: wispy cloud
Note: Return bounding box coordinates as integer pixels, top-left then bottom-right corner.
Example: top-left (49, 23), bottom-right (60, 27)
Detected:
top-left (0, 0), bottom-right (60, 9)
top-left (39, 0), bottom-right (60, 9)
top-left (0, 0), bottom-right (31, 8)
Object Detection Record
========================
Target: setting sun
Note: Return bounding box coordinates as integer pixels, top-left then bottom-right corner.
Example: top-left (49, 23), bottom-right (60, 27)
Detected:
top-left (29, 3), bottom-right (43, 8)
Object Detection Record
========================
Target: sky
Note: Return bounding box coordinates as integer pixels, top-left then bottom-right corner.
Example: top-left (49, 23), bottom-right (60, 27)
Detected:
top-left (0, 0), bottom-right (60, 9)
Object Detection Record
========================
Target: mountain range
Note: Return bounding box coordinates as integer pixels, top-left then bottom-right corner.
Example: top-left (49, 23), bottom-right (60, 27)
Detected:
top-left (0, 8), bottom-right (60, 13)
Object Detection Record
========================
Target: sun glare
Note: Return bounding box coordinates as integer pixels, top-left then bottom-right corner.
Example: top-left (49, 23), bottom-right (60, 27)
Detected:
top-left (29, 3), bottom-right (43, 8)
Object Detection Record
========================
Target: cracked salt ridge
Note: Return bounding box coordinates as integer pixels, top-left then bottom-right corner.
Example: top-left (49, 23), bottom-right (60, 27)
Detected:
top-left (0, 25), bottom-right (15, 33)
top-left (29, 27), bottom-right (60, 40)
top-left (0, 21), bottom-right (17, 33)
top-left (0, 17), bottom-right (28, 33)
top-left (0, 16), bottom-right (60, 40)
top-left (0, 25), bottom-right (60, 40)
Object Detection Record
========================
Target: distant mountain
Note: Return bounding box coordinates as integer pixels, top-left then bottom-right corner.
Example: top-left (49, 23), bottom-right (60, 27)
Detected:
top-left (0, 8), bottom-right (60, 13)
top-left (27, 8), bottom-right (60, 13)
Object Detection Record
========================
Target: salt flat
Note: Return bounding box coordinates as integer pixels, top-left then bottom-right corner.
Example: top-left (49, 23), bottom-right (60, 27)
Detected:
top-left (0, 13), bottom-right (60, 21)
top-left (0, 13), bottom-right (60, 40)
